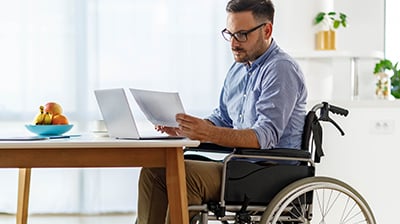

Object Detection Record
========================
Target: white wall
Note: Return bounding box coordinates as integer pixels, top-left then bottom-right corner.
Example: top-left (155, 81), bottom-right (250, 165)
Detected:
top-left (273, 0), bottom-right (385, 101)
top-left (273, 0), bottom-right (384, 54)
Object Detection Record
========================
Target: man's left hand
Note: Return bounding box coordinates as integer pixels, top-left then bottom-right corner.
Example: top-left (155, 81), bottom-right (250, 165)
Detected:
top-left (176, 113), bottom-right (213, 141)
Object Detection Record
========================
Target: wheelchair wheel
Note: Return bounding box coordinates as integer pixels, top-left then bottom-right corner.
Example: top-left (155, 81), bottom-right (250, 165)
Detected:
top-left (190, 214), bottom-right (202, 224)
top-left (190, 214), bottom-right (230, 224)
top-left (260, 176), bottom-right (376, 224)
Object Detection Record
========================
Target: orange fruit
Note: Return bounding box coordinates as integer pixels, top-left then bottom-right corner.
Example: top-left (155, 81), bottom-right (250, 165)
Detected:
top-left (52, 114), bottom-right (69, 125)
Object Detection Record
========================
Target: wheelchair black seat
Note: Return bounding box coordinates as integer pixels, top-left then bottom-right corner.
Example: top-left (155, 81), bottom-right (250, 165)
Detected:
top-left (224, 159), bottom-right (315, 205)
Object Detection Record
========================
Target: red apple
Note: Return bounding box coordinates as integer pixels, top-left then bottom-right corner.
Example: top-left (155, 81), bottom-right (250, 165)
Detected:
top-left (43, 102), bottom-right (63, 115)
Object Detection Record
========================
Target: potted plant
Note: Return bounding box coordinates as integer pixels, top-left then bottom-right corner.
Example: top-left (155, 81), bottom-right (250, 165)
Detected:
top-left (374, 59), bottom-right (400, 99)
top-left (313, 11), bottom-right (348, 50)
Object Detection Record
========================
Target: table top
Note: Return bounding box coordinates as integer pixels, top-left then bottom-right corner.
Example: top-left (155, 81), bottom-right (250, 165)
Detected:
top-left (0, 136), bottom-right (200, 149)
top-left (4, 135), bottom-right (195, 224)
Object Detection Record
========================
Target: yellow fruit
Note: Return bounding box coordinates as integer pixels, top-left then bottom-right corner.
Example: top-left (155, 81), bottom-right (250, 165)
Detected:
top-left (33, 106), bottom-right (46, 125)
top-left (42, 112), bottom-right (53, 125)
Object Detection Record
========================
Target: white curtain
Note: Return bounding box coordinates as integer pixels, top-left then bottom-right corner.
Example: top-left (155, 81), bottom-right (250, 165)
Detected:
top-left (0, 0), bottom-right (230, 214)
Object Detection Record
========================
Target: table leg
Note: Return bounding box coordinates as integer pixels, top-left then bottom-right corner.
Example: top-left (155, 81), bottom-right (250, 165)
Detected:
top-left (17, 168), bottom-right (31, 224)
top-left (165, 148), bottom-right (189, 224)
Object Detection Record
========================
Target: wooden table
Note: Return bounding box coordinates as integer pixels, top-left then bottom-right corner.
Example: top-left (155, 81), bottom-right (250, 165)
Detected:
top-left (0, 138), bottom-right (200, 224)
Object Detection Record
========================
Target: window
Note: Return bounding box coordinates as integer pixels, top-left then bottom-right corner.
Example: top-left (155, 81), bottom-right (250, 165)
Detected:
top-left (0, 0), bottom-right (231, 133)
top-left (0, 0), bottom-right (231, 213)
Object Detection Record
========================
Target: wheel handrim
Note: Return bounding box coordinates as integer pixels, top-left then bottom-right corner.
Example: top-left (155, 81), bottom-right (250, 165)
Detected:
top-left (262, 177), bottom-right (375, 224)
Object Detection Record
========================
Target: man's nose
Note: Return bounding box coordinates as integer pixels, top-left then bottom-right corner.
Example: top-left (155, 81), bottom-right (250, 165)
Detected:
top-left (230, 37), bottom-right (240, 48)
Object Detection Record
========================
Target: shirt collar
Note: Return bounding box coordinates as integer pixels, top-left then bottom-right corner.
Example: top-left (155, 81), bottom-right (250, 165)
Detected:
top-left (245, 39), bottom-right (277, 72)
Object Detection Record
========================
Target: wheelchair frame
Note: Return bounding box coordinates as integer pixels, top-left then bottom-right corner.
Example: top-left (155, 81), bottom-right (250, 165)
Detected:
top-left (185, 102), bottom-right (376, 224)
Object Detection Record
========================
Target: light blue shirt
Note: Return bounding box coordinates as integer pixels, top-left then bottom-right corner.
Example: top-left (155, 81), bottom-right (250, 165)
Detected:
top-left (207, 39), bottom-right (307, 149)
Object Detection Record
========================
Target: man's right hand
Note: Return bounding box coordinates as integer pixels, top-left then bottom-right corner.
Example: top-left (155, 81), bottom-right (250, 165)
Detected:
top-left (155, 125), bottom-right (182, 136)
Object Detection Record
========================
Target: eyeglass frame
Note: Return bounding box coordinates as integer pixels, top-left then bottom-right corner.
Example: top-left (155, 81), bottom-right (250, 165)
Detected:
top-left (221, 23), bottom-right (267, 42)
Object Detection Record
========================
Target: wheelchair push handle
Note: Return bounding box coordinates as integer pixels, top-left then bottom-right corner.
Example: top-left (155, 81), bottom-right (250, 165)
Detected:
top-left (311, 102), bottom-right (348, 136)
top-left (311, 102), bottom-right (348, 117)
top-left (328, 104), bottom-right (349, 117)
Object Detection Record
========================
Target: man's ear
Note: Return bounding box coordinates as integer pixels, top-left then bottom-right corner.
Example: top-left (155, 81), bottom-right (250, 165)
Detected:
top-left (264, 22), bottom-right (273, 39)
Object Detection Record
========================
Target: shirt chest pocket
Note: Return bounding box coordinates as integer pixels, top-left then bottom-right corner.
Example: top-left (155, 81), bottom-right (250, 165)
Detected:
top-left (243, 89), bottom-right (261, 124)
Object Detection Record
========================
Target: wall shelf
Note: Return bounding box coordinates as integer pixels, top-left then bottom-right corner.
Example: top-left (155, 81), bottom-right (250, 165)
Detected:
top-left (289, 51), bottom-right (384, 100)
top-left (289, 50), bottom-right (384, 60)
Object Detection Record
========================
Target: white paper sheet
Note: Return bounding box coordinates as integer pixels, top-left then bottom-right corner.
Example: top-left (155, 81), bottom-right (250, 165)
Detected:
top-left (129, 88), bottom-right (185, 127)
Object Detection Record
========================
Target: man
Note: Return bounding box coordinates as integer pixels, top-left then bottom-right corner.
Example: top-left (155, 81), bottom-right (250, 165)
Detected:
top-left (137, 0), bottom-right (307, 223)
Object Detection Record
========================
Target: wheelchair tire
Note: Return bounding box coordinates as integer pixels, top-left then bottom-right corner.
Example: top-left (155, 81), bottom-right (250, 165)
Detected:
top-left (190, 214), bottom-right (201, 224)
top-left (190, 214), bottom-right (230, 224)
top-left (260, 176), bottom-right (376, 224)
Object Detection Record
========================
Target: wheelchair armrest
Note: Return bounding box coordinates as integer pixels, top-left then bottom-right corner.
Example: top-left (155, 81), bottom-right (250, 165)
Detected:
top-left (184, 143), bottom-right (235, 154)
top-left (185, 144), bottom-right (310, 159)
top-left (235, 148), bottom-right (311, 159)
top-left (184, 144), bottom-right (311, 164)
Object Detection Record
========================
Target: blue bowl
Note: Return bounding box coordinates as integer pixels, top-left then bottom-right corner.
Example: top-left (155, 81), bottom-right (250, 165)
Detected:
top-left (25, 124), bottom-right (73, 136)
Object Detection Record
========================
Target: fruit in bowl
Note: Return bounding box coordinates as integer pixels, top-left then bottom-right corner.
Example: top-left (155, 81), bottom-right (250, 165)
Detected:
top-left (29, 102), bottom-right (72, 136)
top-left (33, 102), bottom-right (69, 125)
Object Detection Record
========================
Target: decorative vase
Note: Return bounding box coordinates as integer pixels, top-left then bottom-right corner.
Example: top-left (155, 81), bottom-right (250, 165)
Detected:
top-left (375, 72), bottom-right (390, 99)
top-left (316, 30), bottom-right (336, 50)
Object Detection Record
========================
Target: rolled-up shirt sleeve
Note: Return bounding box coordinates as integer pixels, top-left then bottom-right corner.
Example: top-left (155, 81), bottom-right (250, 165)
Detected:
top-left (251, 59), bottom-right (305, 149)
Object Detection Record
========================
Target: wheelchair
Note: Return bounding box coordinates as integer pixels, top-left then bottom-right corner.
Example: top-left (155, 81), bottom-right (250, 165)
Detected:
top-left (184, 102), bottom-right (376, 224)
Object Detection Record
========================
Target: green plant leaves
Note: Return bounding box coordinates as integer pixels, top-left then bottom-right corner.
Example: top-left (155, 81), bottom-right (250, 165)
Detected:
top-left (391, 75), bottom-right (400, 98)
top-left (333, 20), bottom-right (341, 29)
top-left (339, 13), bottom-right (347, 27)
top-left (314, 11), bottom-right (347, 30)
top-left (314, 12), bottom-right (326, 24)
top-left (374, 59), bottom-right (393, 74)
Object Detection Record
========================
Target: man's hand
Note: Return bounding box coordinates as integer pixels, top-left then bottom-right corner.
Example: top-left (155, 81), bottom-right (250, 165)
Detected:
top-left (155, 126), bottom-right (182, 136)
top-left (159, 113), bottom-right (259, 148)
top-left (175, 113), bottom-right (213, 141)
top-left (156, 114), bottom-right (212, 140)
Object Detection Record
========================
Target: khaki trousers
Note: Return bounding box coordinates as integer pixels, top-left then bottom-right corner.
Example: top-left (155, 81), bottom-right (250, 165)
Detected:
top-left (137, 160), bottom-right (223, 224)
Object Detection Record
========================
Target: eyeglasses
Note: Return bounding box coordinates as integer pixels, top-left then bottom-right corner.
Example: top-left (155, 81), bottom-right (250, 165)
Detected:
top-left (221, 23), bottom-right (266, 42)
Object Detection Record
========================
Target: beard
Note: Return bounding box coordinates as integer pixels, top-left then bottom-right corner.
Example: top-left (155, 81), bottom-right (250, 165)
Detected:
top-left (232, 47), bottom-right (249, 63)
top-left (231, 35), bottom-right (267, 63)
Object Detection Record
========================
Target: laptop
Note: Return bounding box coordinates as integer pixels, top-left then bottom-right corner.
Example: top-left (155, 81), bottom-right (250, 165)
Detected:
top-left (94, 88), bottom-right (184, 140)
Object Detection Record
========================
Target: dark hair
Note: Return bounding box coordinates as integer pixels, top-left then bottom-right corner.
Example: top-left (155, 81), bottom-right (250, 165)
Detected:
top-left (226, 0), bottom-right (275, 24)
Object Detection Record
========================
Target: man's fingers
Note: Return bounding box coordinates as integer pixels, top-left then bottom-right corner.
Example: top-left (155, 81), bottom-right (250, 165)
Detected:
top-left (177, 114), bottom-right (200, 127)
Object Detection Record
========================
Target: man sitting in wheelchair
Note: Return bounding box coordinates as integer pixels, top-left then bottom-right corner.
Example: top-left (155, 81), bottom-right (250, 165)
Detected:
top-left (135, 0), bottom-right (309, 223)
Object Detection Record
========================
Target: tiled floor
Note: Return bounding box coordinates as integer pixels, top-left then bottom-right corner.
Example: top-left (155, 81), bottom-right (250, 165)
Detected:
top-left (0, 213), bottom-right (136, 224)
